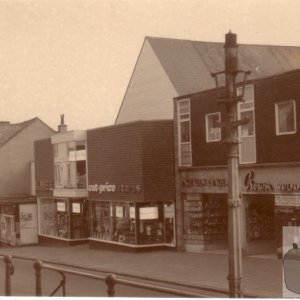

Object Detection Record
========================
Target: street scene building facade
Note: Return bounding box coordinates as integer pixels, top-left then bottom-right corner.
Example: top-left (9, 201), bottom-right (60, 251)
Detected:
top-left (35, 117), bottom-right (89, 245)
top-left (34, 119), bottom-right (176, 250)
top-left (0, 118), bottom-right (55, 246)
top-left (87, 120), bottom-right (175, 250)
top-left (174, 69), bottom-right (300, 255)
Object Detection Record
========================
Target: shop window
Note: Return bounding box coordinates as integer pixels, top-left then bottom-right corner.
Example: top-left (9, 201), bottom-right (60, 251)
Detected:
top-left (205, 112), bottom-right (221, 142)
top-left (184, 194), bottom-right (227, 241)
top-left (38, 198), bottom-right (58, 237)
top-left (90, 201), bottom-right (136, 244)
top-left (238, 85), bottom-right (256, 164)
top-left (70, 200), bottom-right (88, 239)
top-left (90, 201), bottom-right (175, 246)
top-left (246, 197), bottom-right (275, 241)
top-left (275, 100), bottom-right (296, 135)
top-left (177, 99), bottom-right (192, 166)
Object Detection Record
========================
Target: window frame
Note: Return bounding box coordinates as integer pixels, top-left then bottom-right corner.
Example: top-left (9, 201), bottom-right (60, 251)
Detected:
top-left (177, 98), bottom-right (192, 166)
top-left (275, 100), bottom-right (297, 136)
top-left (205, 112), bottom-right (221, 143)
top-left (237, 84), bottom-right (256, 164)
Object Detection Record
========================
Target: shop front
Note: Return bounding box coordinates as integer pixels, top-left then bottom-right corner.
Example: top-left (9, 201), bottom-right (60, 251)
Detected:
top-left (179, 168), bottom-right (229, 253)
top-left (0, 198), bottom-right (38, 246)
top-left (179, 164), bottom-right (300, 255)
top-left (86, 120), bottom-right (176, 251)
top-left (38, 197), bottom-right (88, 244)
top-left (88, 186), bottom-right (175, 251)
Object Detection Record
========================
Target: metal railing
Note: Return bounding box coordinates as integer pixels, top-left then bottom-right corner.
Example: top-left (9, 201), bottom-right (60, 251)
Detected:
top-left (33, 259), bottom-right (213, 297)
top-left (0, 255), bottom-right (14, 296)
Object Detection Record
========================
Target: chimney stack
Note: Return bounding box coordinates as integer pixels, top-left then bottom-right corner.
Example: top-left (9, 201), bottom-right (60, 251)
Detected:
top-left (58, 114), bottom-right (67, 133)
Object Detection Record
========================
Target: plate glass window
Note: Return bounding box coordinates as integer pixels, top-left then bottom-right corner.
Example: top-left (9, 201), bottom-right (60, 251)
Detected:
top-left (205, 112), bottom-right (221, 142)
top-left (275, 100), bottom-right (296, 135)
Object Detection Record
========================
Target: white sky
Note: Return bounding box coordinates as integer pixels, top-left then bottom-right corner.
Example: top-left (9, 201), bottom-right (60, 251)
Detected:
top-left (0, 0), bottom-right (300, 130)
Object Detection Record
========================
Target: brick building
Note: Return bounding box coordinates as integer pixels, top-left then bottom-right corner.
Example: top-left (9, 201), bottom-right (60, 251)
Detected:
top-left (174, 69), bottom-right (300, 255)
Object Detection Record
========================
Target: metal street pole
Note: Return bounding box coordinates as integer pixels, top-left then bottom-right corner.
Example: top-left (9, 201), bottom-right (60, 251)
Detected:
top-left (211, 31), bottom-right (250, 297)
top-left (224, 31), bottom-right (243, 298)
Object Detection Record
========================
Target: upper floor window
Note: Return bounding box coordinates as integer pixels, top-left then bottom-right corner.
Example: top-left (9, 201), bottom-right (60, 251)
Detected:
top-left (275, 100), bottom-right (296, 135)
top-left (205, 112), bottom-right (221, 142)
top-left (237, 85), bottom-right (256, 164)
top-left (53, 141), bottom-right (86, 189)
top-left (177, 99), bottom-right (192, 166)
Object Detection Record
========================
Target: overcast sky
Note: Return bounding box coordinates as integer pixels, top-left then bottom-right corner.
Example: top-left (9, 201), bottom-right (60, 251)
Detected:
top-left (0, 0), bottom-right (300, 130)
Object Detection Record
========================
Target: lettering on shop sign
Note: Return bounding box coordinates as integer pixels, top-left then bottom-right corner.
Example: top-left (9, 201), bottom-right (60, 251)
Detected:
top-left (182, 178), bottom-right (227, 188)
top-left (88, 183), bottom-right (142, 194)
top-left (277, 184), bottom-right (300, 192)
top-left (244, 171), bottom-right (274, 192)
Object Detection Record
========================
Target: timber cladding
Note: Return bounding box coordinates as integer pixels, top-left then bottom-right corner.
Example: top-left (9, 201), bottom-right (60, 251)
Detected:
top-left (87, 120), bottom-right (175, 202)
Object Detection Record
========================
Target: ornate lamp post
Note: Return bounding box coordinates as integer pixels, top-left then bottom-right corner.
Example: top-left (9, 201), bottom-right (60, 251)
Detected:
top-left (211, 31), bottom-right (251, 297)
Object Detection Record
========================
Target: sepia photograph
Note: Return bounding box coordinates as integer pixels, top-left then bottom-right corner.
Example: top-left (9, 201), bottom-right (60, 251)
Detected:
top-left (0, 0), bottom-right (300, 297)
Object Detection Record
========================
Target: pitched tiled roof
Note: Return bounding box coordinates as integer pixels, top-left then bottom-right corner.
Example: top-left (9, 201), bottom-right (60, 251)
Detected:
top-left (148, 37), bottom-right (300, 95)
top-left (0, 118), bottom-right (36, 147)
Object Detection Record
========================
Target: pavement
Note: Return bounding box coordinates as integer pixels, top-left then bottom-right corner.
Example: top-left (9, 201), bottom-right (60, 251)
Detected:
top-left (0, 244), bottom-right (283, 297)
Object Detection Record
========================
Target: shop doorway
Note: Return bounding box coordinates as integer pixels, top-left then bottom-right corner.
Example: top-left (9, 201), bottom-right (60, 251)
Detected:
top-left (245, 194), bottom-right (275, 254)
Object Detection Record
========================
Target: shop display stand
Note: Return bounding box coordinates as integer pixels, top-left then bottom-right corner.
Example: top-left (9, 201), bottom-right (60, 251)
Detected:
top-left (184, 194), bottom-right (227, 249)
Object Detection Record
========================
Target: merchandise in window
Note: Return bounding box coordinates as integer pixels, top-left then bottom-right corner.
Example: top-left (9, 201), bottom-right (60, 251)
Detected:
top-left (205, 113), bottom-right (221, 142)
top-left (184, 194), bottom-right (227, 239)
top-left (90, 201), bottom-right (175, 246)
top-left (276, 100), bottom-right (296, 135)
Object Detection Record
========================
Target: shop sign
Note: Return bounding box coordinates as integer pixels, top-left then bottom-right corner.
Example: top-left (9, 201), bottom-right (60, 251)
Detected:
top-left (139, 207), bottom-right (158, 220)
top-left (277, 184), bottom-right (300, 192)
top-left (72, 203), bottom-right (81, 213)
top-left (275, 195), bottom-right (300, 207)
top-left (57, 202), bottom-right (66, 212)
top-left (88, 183), bottom-right (142, 194)
top-left (244, 170), bottom-right (300, 193)
top-left (182, 178), bottom-right (227, 188)
top-left (244, 171), bottom-right (274, 192)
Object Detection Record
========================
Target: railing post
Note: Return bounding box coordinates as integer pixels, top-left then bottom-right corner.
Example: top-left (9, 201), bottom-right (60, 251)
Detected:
top-left (34, 259), bottom-right (43, 296)
top-left (3, 255), bottom-right (14, 296)
top-left (105, 274), bottom-right (117, 297)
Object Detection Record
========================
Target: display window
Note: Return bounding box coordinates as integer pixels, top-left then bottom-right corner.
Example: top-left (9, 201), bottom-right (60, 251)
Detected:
top-left (246, 196), bottom-right (275, 241)
top-left (38, 198), bottom-right (88, 240)
top-left (89, 200), bottom-right (175, 246)
top-left (184, 193), bottom-right (227, 239)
